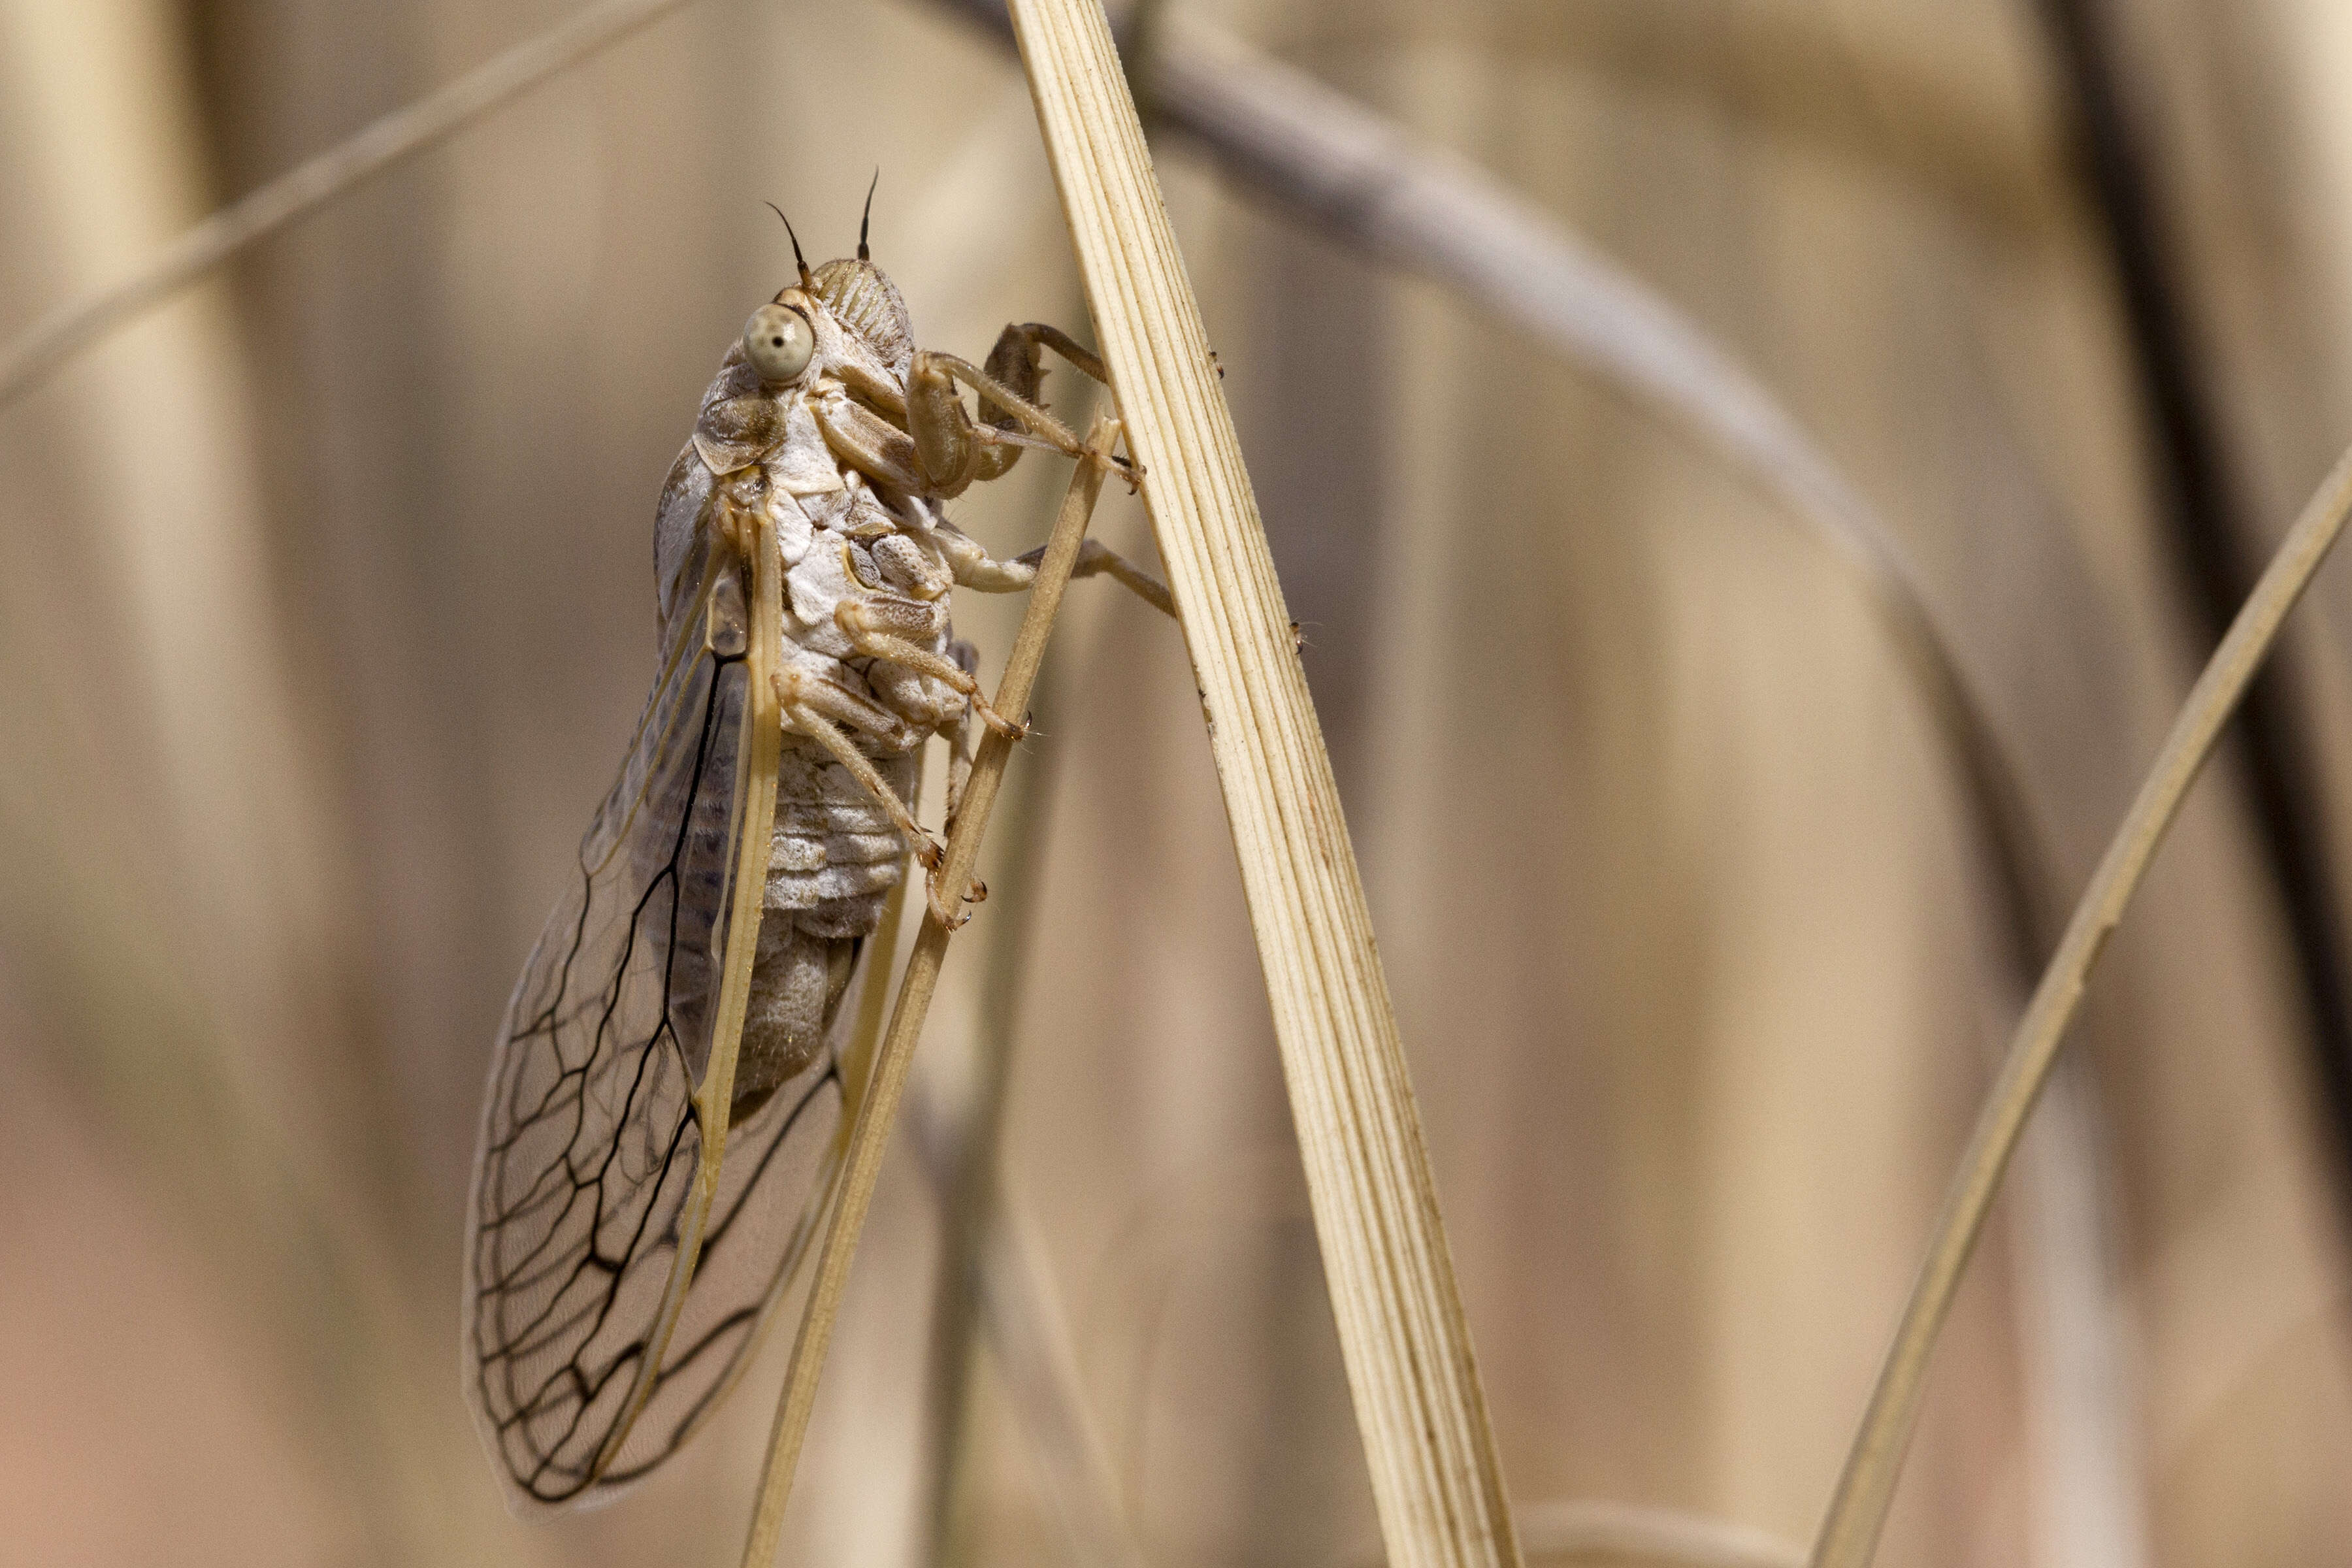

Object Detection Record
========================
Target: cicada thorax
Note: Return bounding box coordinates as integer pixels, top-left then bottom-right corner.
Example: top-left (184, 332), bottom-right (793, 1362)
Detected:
top-left (660, 323), bottom-right (963, 1122)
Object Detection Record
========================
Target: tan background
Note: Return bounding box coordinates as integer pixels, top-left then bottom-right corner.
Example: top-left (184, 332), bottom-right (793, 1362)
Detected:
top-left (3, 0), bottom-right (2351, 1563)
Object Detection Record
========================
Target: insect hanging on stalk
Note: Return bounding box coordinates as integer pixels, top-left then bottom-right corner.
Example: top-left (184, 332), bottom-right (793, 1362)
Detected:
top-left (461, 191), bottom-right (1159, 1510)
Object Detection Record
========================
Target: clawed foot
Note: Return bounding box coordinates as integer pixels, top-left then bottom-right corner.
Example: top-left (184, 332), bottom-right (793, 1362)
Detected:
top-left (922, 863), bottom-right (987, 931)
top-left (1088, 446), bottom-right (1143, 495)
top-left (909, 830), bottom-right (947, 874)
top-left (974, 700), bottom-right (1029, 742)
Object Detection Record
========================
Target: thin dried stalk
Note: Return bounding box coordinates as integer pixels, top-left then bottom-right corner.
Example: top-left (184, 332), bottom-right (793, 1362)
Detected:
top-left (0, 0), bottom-right (706, 408)
top-left (1810, 437), bottom-right (2352, 1568)
top-left (737, 412), bottom-right (1120, 1567)
top-left (1005, 5), bottom-right (1520, 1567)
top-left (840, 859), bottom-right (913, 1116)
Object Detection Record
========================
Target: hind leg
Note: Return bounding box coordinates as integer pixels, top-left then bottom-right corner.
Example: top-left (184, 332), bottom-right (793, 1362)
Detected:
top-left (774, 667), bottom-right (936, 865)
top-left (772, 666), bottom-right (980, 927)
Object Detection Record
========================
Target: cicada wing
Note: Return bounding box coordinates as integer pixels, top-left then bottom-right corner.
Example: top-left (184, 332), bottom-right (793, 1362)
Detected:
top-left (463, 506), bottom-right (825, 1509)
top-left (605, 870), bottom-right (911, 1477)
top-left (596, 1034), bottom-right (848, 1483)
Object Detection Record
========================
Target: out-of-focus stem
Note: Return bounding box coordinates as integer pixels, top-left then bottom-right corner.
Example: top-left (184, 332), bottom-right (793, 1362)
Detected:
top-left (902, 1071), bottom-right (1152, 1568)
top-left (0, 0), bottom-right (708, 408)
top-left (2031, 0), bottom-right (2352, 1220)
top-left (918, 643), bottom-right (1066, 1566)
top-left (1512, 1499), bottom-right (1805, 1568)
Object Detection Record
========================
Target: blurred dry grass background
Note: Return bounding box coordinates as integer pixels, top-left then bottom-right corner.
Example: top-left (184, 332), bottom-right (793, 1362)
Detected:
top-left (6, 0), bottom-right (2352, 1564)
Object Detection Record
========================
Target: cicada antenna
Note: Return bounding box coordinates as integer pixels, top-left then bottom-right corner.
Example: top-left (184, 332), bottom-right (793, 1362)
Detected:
top-left (765, 201), bottom-right (815, 289)
top-left (857, 169), bottom-right (879, 262)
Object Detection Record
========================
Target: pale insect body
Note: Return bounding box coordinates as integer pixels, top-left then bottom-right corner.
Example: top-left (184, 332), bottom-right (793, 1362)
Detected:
top-left (464, 227), bottom-right (1137, 1509)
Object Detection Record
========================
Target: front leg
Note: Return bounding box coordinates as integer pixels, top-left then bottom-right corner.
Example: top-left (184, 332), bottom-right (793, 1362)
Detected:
top-left (814, 394), bottom-right (930, 493)
top-left (909, 350), bottom-right (1086, 472)
top-left (982, 321), bottom-right (1108, 409)
top-left (929, 521), bottom-right (1176, 621)
top-left (904, 331), bottom-right (1137, 497)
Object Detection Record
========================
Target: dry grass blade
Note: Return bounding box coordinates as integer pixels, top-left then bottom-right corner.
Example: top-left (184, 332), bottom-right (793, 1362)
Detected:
top-left (0, 0), bottom-right (704, 409)
top-left (1004, 5), bottom-right (1520, 1567)
top-left (737, 412), bottom-right (1120, 1567)
top-left (1810, 437), bottom-right (2352, 1568)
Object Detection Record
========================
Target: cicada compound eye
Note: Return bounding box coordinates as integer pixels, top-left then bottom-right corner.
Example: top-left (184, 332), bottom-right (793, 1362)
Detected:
top-left (742, 302), bottom-right (815, 384)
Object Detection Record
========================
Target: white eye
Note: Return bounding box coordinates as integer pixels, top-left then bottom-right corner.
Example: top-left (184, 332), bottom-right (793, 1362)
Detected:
top-left (742, 303), bottom-right (814, 383)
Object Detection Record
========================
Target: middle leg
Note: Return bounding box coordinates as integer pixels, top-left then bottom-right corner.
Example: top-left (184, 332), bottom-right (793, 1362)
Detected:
top-left (835, 591), bottom-right (1026, 740)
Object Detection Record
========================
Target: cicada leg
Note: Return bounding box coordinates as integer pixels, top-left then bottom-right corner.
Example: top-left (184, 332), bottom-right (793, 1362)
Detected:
top-left (712, 485), bottom-right (763, 565)
top-left (917, 519), bottom-right (1170, 622)
top-left (835, 593), bottom-right (1026, 740)
top-left (772, 666), bottom-right (981, 928)
top-left (941, 638), bottom-right (980, 823)
top-left (774, 668), bottom-right (938, 862)
top-left (903, 321), bottom-right (1141, 497)
top-left (1016, 537), bottom-right (1177, 619)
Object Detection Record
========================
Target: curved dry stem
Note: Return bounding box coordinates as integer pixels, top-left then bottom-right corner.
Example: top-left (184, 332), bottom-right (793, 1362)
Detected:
top-left (1811, 438), bottom-right (2352, 1568)
top-left (930, 0), bottom-right (2051, 1026)
top-left (1516, 1501), bottom-right (1805, 1568)
top-left (1343, 1500), bottom-right (1803, 1568)
top-left (0, 0), bottom-right (704, 409)
top-left (737, 412), bottom-right (1120, 1567)
top-left (1144, 11), bottom-right (2056, 973)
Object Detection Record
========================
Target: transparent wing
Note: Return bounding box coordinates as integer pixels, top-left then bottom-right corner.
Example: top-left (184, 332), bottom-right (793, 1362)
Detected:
top-left (596, 1031), bottom-right (847, 1487)
top-left (463, 507), bottom-right (841, 1508)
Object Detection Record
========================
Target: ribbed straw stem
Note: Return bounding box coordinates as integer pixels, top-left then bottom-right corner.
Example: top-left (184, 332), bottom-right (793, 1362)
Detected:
top-left (1004, 5), bottom-right (1521, 1566)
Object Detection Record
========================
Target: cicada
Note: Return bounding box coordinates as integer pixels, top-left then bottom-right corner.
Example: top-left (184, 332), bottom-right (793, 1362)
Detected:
top-left (461, 209), bottom-right (1137, 1509)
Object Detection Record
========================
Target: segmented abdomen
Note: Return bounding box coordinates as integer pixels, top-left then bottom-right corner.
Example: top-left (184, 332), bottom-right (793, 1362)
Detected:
top-left (768, 743), bottom-right (914, 936)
